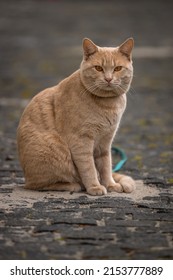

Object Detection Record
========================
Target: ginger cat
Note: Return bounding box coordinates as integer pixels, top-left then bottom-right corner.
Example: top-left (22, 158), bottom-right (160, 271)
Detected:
top-left (17, 38), bottom-right (136, 196)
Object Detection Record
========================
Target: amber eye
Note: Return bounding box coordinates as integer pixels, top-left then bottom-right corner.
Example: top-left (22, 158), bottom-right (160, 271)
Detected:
top-left (114, 66), bottom-right (122, 72)
top-left (95, 65), bottom-right (103, 72)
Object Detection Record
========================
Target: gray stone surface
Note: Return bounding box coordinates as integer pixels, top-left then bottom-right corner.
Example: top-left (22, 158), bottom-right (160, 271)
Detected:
top-left (0, 0), bottom-right (173, 259)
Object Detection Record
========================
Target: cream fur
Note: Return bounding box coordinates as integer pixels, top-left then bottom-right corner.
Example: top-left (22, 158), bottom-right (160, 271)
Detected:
top-left (17, 38), bottom-right (136, 196)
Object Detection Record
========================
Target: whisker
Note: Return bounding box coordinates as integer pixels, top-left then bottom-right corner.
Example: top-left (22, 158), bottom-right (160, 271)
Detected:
top-left (79, 83), bottom-right (100, 97)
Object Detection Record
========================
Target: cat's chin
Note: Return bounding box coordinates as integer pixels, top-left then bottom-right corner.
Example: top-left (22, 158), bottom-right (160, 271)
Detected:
top-left (91, 89), bottom-right (122, 98)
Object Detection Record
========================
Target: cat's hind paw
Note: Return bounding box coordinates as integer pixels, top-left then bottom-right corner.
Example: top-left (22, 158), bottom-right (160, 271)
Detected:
top-left (70, 183), bottom-right (83, 193)
top-left (112, 173), bottom-right (136, 193)
top-left (119, 176), bottom-right (136, 193)
top-left (87, 185), bottom-right (107, 196)
top-left (107, 183), bottom-right (123, 193)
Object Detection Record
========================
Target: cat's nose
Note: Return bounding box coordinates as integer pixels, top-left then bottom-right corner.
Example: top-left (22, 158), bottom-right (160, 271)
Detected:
top-left (105, 77), bottom-right (112, 83)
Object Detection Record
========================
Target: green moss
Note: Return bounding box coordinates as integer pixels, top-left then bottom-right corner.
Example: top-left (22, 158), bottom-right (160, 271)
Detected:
top-left (132, 155), bottom-right (143, 169)
top-left (20, 250), bottom-right (27, 259)
top-left (147, 143), bottom-right (157, 149)
top-left (164, 134), bottom-right (173, 145)
top-left (167, 178), bottom-right (173, 184)
top-left (137, 119), bottom-right (149, 127)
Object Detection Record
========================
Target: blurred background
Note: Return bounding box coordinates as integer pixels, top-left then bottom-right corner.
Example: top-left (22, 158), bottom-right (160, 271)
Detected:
top-left (0, 0), bottom-right (173, 184)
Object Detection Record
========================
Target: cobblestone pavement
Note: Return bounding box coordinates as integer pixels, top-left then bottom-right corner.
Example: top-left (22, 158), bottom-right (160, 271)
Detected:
top-left (0, 0), bottom-right (173, 259)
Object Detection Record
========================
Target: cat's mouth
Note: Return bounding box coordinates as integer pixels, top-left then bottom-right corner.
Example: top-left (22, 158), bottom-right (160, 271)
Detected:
top-left (104, 83), bottom-right (128, 97)
top-left (103, 82), bottom-right (120, 91)
top-left (90, 80), bottom-right (127, 97)
top-left (105, 84), bottom-right (114, 91)
top-left (106, 81), bottom-right (113, 87)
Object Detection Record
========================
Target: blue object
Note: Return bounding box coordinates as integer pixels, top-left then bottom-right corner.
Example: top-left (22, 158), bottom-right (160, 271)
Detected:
top-left (112, 147), bottom-right (127, 172)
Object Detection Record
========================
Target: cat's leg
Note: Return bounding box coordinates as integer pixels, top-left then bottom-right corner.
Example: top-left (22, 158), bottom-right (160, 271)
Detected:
top-left (112, 173), bottom-right (136, 193)
top-left (71, 138), bottom-right (107, 196)
top-left (94, 146), bottom-right (123, 193)
top-left (94, 139), bottom-right (135, 193)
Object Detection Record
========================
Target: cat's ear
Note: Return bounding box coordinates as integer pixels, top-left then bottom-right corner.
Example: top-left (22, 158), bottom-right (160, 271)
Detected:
top-left (119, 38), bottom-right (134, 61)
top-left (83, 38), bottom-right (98, 60)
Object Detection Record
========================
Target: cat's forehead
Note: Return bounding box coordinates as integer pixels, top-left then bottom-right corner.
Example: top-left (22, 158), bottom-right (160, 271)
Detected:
top-left (93, 47), bottom-right (124, 67)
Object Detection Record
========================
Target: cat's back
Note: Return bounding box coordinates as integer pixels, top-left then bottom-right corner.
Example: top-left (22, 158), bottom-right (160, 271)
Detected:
top-left (17, 70), bottom-right (82, 139)
top-left (18, 85), bottom-right (59, 135)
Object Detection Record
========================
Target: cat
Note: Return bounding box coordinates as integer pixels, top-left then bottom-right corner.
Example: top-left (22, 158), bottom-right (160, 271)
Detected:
top-left (17, 37), bottom-right (136, 196)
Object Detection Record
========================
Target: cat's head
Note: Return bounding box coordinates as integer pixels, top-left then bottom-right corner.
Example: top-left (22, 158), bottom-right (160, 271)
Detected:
top-left (80, 38), bottom-right (134, 98)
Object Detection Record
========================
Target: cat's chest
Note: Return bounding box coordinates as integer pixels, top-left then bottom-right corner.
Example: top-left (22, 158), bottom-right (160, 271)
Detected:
top-left (84, 107), bottom-right (123, 138)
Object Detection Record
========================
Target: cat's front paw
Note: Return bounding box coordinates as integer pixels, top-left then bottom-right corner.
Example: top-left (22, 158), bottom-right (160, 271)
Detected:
top-left (87, 185), bottom-right (107, 196)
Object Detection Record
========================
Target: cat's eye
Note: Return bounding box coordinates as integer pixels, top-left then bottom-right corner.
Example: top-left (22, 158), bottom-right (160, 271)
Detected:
top-left (114, 66), bottom-right (122, 72)
top-left (95, 65), bottom-right (103, 72)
